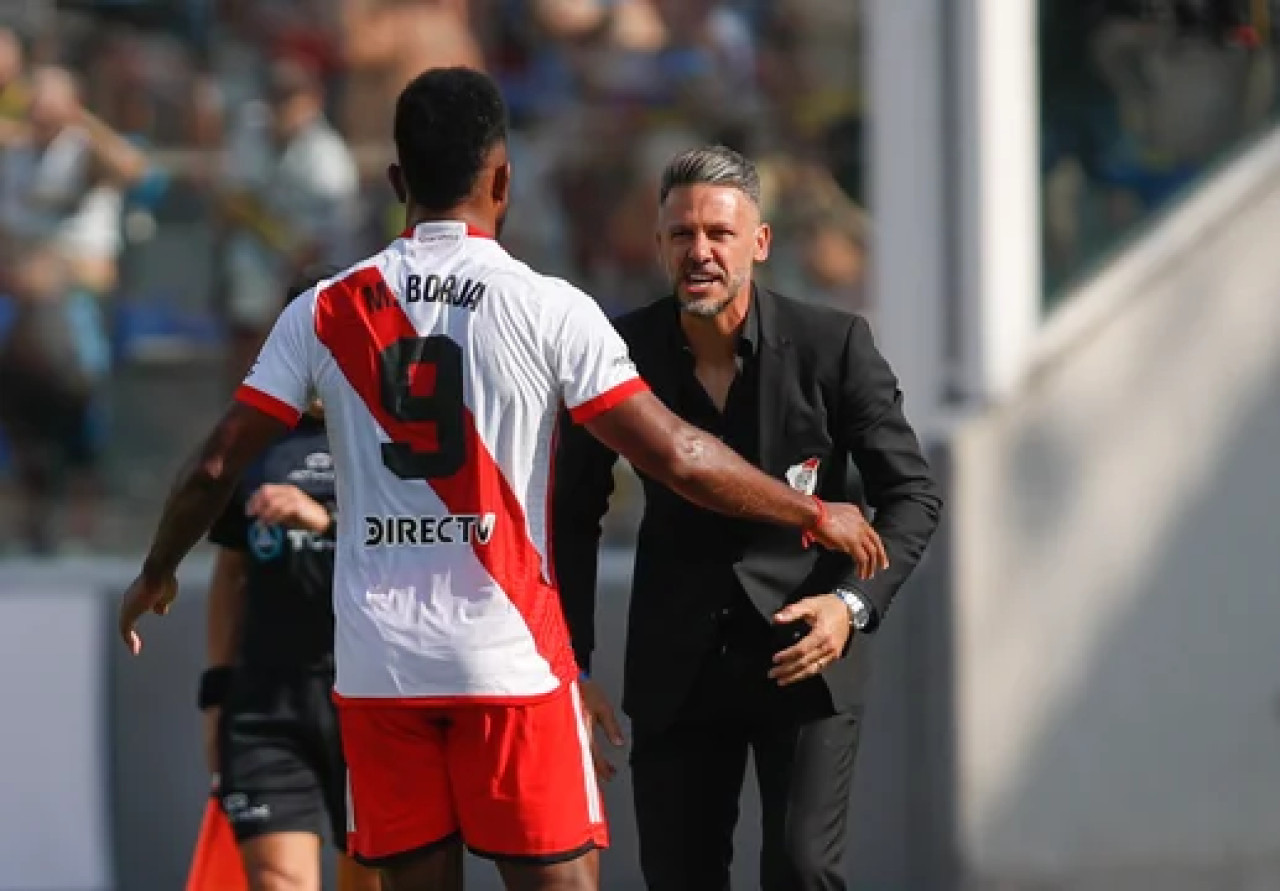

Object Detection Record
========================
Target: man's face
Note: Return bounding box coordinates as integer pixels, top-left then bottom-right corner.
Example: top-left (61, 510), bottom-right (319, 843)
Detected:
top-left (657, 183), bottom-right (770, 318)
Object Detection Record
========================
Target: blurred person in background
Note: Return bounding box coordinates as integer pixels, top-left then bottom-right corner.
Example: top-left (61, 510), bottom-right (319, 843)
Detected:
top-left (217, 54), bottom-right (359, 387)
top-left (201, 266), bottom-right (385, 891)
top-left (0, 27), bottom-right (29, 140)
top-left (755, 156), bottom-right (871, 318)
top-left (0, 64), bottom-right (149, 552)
top-left (649, 0), bottom-right (757, 125)
top-left (554, 145), bottom-right (940, 891)
top-left (339, 0), bottom-right (484, 165)
top-left (755, 0), bottom-right (862, 149)
top-left (339, 0), bottom-right (486, 247)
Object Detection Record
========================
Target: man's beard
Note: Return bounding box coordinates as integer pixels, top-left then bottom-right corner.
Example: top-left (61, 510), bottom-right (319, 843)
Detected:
top-left (678, 292), bottom-right (734, 318)
top-left (674, 270), bottom-right (746, 318)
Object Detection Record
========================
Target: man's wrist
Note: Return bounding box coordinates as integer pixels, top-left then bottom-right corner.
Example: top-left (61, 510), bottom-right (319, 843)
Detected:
top-left (141, 556), bottom-right (173, 585)
top-left (801, 496), bottom-right (826, 548)
top-left (832, 587), bottom-right (872, 631)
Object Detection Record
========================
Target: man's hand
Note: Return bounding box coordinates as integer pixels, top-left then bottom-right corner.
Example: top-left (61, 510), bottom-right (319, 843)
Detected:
top-left (578, 679), bottom-right (625, 783)
top-left (768, 594), bottom-right (854, 687)
top-left (118, 571), bottom-right (179, 655)
top-left (811, 503), bottom-right (888, 579)
top-left (247, 484), bottom-right (331, 533)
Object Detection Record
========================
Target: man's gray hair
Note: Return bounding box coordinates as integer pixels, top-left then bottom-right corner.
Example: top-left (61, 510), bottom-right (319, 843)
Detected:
top-left (659, 145), bottom-right (761, 207)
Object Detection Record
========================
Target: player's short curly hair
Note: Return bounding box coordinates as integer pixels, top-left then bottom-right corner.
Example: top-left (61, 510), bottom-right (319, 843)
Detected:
top-left (394, 67), bottom-right (508, 213)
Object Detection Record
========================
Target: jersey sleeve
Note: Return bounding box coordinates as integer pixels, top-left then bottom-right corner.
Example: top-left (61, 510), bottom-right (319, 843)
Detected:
top-left (550, 288), bottom-right (649, 425)
top-left (234, 290), bottom-right (319, 427)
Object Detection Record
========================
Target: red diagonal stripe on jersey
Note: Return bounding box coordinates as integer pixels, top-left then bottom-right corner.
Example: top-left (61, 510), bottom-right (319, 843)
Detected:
top-left (313, 266), bottom-right (576, 688)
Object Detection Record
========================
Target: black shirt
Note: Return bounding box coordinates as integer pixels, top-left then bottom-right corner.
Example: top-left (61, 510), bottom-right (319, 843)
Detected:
top-left (208, 415), bottom-right (336, 672)
top-left (647, 298), bottom-right (767, 637)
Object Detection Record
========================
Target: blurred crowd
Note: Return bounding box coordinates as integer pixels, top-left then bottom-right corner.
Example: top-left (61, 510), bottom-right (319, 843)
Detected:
top-left (1040, 0), bottom-right (1280, 295)
top-left (0, 0), bottom-right (869, 555)
top-left (1, 0), bottom-right (1275, 555)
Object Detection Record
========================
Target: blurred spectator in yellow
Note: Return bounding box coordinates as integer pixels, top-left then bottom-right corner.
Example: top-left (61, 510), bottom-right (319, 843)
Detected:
top-left (216, 55), bottom-right (359, 385)
top-left (0, 65), bottom-right (150, 553)
top-left (0, 27), bottom-right (29, 139)
top-left (757, 0), bottom-right (862, 145)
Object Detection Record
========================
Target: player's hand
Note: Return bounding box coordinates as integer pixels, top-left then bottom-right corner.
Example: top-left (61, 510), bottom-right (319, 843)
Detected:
top-left (203, 706), bottom-right (221, 784)
top-left (578, 678), bottom-right (625, 783)
top-left (811, 503), bottom-right (888, 580)
top-left (247, 484), bottom-right (330, 533)
top-left (118, 571), bottom-right (178, 655)
top-left (768, 594), bottom-right (853, 687)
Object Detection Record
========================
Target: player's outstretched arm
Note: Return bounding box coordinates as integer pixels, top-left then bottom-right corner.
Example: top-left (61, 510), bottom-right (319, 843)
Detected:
top-left (119, 402), bottom-right (290, 654)
top-left (583, 390), bottom-right (888, 576)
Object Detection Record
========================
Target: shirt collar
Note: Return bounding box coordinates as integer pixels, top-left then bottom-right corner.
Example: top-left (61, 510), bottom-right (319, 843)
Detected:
top-left (399, 220), bottom-right (494, 242)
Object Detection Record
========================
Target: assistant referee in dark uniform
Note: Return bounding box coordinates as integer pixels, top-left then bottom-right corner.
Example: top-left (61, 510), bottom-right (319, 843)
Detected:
top-left (198, 269), bottom-right (383, 891)
top-left (554, 146), bottom-right (943, 890)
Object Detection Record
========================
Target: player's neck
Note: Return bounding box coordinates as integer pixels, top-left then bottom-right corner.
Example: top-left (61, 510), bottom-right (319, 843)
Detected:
top-left (405, 204), bottom-right (497, 239)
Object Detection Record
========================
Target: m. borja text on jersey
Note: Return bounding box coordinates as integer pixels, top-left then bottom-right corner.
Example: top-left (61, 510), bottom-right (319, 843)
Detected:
top-left (362, 274), bottom-right (485, 313)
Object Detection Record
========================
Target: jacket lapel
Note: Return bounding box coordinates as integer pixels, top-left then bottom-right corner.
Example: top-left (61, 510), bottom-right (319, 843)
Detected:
top-left (755, 288), bottom-right (795, 477)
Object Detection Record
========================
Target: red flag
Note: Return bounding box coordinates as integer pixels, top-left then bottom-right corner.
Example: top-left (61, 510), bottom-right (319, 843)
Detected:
top-left (185, 796), bottom-right (248, 891)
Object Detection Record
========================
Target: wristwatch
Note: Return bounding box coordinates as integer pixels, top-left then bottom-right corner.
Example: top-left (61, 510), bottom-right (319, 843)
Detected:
top-left (832, 588), bottom-right (871, 631)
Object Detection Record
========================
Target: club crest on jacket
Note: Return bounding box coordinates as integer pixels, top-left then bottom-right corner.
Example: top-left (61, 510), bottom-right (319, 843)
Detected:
top-left (785, 457), bottom-right (821, 495)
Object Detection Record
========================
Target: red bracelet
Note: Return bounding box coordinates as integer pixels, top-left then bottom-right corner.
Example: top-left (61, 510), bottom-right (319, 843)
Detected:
top-left (801, 496), bottom-right (826, 549)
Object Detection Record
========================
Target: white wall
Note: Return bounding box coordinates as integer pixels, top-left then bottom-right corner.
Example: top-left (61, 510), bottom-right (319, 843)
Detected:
top-left (951, 140), bottom-right (1280, 888)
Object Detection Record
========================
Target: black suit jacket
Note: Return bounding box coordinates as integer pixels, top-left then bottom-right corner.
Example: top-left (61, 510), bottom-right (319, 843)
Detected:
top-left (553, 289), bottom-right (943, 730)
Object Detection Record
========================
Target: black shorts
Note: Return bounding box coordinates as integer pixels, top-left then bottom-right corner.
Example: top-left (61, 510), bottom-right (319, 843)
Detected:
top-left (217, 667), bottom-right (347, 850)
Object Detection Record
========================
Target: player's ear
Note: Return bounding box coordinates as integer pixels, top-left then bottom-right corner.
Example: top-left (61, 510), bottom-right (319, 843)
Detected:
top-left (754, 221), bottom-right (772, 263)
top-left (387, 163), bottom-right (407, 205)
top-left (491, 161), bottom-right (512, 208)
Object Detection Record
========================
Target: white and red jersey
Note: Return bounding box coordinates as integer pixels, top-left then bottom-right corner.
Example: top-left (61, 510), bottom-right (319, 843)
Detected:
top-left (237, 220), bottom-right (646, 704)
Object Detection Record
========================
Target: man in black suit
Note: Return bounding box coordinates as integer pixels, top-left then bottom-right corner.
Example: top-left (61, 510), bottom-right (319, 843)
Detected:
top-left (553, 145), bottom-right (943, 891)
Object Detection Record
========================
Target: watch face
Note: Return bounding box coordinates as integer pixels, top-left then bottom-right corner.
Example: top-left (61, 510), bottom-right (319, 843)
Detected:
top-left (837, 590), bottom-right (868, 628)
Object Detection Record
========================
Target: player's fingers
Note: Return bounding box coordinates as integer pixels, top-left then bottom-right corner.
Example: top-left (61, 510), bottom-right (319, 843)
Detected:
top-left (775, 650), bottom-right (831, 686)
top-left (255, 505), bottom-right (284, 525)
top-left (853, 539), bottom-right (873, 579)
top-left (245, 489), bottom-right (265, 515)
top-left (119, 610), bottom-right (141, 653)
top-left (862, 535), bottom-right (879, 578)
top-left (118, 596), bottom-right (140, 649)
top-left (773, 600), bottom-right (813, 625)
top-left (600, 706), bottom-right (625, 747)
top-left (591, 746), bottom-right (616, 782)
top-left (770, 637), bottom-right (818, 677)
top-left (247, 488), bottom-right (286, 517)
top-left (152, 582), bottom-right (178, 616)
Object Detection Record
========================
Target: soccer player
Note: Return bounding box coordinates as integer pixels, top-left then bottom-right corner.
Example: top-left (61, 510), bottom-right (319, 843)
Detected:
top-left (200, 268), bottom-right (383, 891)
top-left (119, 67), bottom-right (887, 891)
